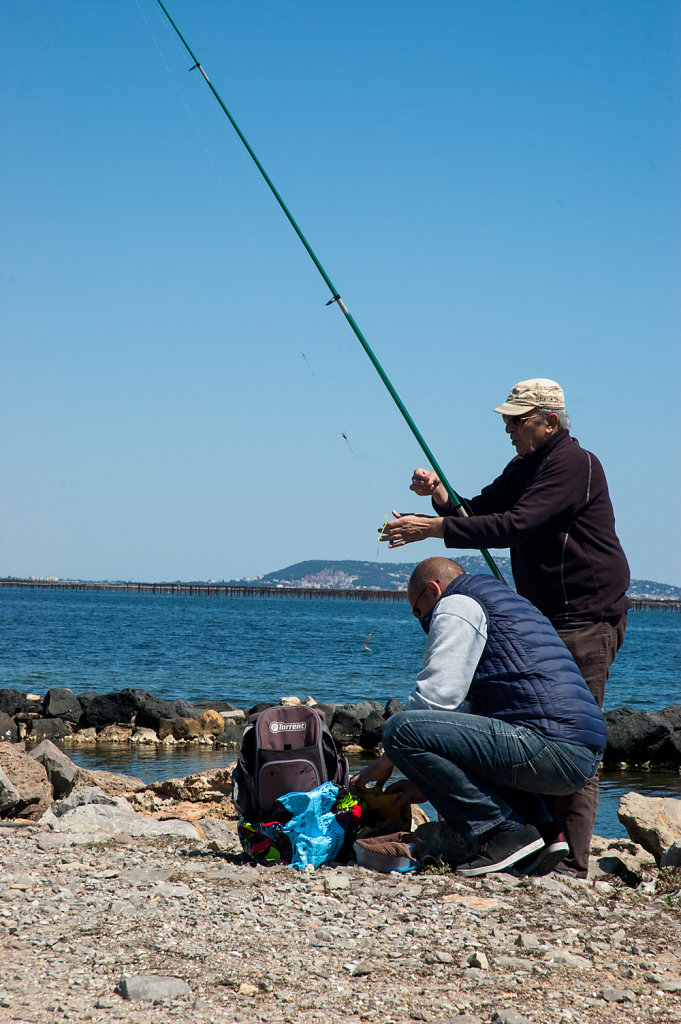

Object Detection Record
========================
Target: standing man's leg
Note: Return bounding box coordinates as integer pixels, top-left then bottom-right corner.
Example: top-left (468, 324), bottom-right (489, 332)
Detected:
top-left (554, 614), bottom-right (627, 876)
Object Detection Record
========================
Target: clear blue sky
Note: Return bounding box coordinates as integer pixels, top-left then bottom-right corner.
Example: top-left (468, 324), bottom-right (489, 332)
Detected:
top-left (2, 1), bottom-right (679, 585)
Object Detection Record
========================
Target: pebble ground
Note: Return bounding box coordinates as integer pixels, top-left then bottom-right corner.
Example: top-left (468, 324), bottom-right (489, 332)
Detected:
top-left (1, 819), bottom-right (680, 1024)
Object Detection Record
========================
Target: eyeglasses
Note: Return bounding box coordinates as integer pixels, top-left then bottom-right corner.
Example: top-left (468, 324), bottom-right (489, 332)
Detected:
top-left (502, 412), bottom-right (539, 427)
top-left (411, 580), bottom-right (438, 617)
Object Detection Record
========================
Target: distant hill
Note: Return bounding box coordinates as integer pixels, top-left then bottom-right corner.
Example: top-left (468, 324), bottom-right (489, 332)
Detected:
top-left (229, 555), bottom-right (509, 591)
top-left (227, 558), bottom-right (681, 600)
top-left (626, 578), bottom-right (681, 600)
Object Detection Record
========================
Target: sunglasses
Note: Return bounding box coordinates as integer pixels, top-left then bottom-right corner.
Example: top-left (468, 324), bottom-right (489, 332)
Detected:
top-left (411, 580), bottom-right (438, 617)
top-left (502, 412), bottom-right (539, 427)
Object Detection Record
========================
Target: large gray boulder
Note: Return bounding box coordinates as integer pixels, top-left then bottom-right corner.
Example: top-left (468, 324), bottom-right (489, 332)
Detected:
top-left (52, 785), bottom-right (118, 816)
top-left (0, 766), bottom-right (21, 814)
top-left (617, 791), bottom-right (681, 863)
top-left (660, 838), bottom-right (681, 869)
top-left (38, 795), bottom-right (200, 838)
top-left (589, 834), bottom-right (657, 883)
top-left (28, 738), bottom-right (78, 798)
top-left (115, 975), bottom-right (191, 1002)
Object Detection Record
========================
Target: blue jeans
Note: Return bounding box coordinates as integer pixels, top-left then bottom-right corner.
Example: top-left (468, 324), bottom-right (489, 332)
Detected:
top-left (382, 710), bottom-right (603, 838)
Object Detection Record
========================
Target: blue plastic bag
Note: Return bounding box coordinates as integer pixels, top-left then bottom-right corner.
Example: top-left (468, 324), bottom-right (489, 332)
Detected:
top-left (277, 782), bottom-right (346, 870)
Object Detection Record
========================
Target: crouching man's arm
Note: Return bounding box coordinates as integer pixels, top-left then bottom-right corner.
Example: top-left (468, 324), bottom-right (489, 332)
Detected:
top-left (350, 752), bottom-right (394, 793)
top-left (384, 778), bottom-right (426, 809)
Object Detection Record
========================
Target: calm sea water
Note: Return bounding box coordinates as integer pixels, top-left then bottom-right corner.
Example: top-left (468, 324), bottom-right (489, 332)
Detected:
top-left (1, 587), bottom-right (680, 838)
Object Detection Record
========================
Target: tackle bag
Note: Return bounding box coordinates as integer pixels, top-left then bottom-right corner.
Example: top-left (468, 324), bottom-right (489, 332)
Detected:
top-left (232, 704), bottom-right (349, 823)
top-left (239, 783), bottom-right (361, 869)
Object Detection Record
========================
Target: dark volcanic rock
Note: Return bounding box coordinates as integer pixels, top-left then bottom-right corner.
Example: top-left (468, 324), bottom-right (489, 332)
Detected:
top-left (119, 687), bottom-right (157, 709)
top-left (167, 718), bottom-right (203, 741)
top-left (0, 688), bottom-right (40, 717)
top-left (248, 702), bottom-right (276, 717)
top-left (214, 720), bottom-right (246, 747)
top-left (43, 687), bottom-right (82, 725)
top-left (194, 699), bottom-right (239, 713)
top-left (79, 691), bottom-right (138, 730)
top-left (120, 688), bottom-right (204, 725)
top-left (384, 698), bottom-right (405, 718)
top-left (0, 712), bottom-right (18, 742)
top-left (331, 705), bottom-right (364, 747)
top-left (604, 707), bottom-right (678, 767)
top-left (331, 700), bottom-right (386, 748)
top-left (130, 693), bottom-right (181, 732)
top-left (659, 704), bottom-right (681, 730)
top-left (174, 698), bottom-right (203, 719)
top-left (359, 708), bottom-right (387, 749)
top-left (76, 691), bottom-right (99, 711)
top-left (311, 702), bottom-right (338, 725)
top-left (28, 718), bottom-right (74, 741)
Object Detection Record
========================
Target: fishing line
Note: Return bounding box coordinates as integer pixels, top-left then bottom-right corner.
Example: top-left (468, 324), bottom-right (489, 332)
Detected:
top-left (138, 0), bottom-right (321, 417)
top-left (134, 0), bottom-right (264, 270)
top-left (300, 348), bottom-right (405, 557)
top-left (302, 348), bottom-right (392, 558)
top-left (300, 351), bottom-right (392, 462)
top-left (151, 0), bottom-right (505, 583)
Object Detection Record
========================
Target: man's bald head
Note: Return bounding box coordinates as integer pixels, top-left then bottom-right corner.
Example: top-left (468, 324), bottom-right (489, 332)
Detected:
top-left (407, 557), bottom-right (465, 605)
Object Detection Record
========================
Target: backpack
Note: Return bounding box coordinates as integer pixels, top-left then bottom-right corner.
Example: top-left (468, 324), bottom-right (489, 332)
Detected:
top-left (232, 705), bottom-right (349, 823)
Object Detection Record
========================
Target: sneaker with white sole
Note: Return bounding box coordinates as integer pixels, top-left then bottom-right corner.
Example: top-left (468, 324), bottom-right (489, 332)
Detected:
top-left (516, 831), bottom-right (569, 876)
top-left (456, 825), bottom-right (544, 877)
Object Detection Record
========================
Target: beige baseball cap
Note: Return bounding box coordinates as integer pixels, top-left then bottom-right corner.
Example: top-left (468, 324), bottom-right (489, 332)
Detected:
top-left (494, 378), bottom-right (565, 415)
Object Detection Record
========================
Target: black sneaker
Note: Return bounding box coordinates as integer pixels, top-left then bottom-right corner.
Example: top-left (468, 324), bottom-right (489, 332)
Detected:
top-left (516, 830), bottom-right (569, 876)
top-left (456, 825), bottom-right (544, 877)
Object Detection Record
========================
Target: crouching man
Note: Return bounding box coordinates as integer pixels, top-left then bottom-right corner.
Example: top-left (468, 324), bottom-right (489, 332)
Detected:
top-left (352, 557), bottom-right (607, 876)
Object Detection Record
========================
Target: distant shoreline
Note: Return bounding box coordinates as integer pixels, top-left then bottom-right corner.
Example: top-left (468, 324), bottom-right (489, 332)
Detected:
top-left (1, 577), bottom-right (680, 612)
top-left (0, 579), bottom-right (405, 603)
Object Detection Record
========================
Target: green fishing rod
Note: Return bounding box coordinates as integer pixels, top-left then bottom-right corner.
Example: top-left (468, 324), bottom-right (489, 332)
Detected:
top-left (153, 0), bottom-right (505, 583)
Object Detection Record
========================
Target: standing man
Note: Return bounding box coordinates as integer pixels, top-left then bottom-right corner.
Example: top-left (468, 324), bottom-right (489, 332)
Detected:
top-left (353, 557), bottom-right (607, 877)
top-left (380, 378), bottom-right (629, 877)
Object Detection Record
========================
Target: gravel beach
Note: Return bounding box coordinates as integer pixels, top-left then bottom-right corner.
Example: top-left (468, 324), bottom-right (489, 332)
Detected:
top-left (1, 815), bottom-right (680, 1024)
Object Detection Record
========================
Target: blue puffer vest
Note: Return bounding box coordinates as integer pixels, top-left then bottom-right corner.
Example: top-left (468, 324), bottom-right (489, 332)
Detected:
top-left (445, 574), bottom-right (607, 752)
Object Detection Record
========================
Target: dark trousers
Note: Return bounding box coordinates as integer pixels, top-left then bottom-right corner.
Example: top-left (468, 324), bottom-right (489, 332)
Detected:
top-left (553, 613), bottom-right (627, 876)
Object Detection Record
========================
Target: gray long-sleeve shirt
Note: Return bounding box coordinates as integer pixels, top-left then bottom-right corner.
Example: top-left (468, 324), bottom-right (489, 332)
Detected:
top-left (405, 594), bottom-right (487, 712)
